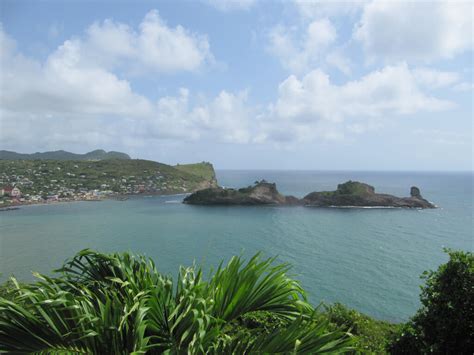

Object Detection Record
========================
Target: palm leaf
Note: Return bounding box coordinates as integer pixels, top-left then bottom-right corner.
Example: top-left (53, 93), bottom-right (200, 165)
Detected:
top-left (0, 250), bottom-right (353, 354)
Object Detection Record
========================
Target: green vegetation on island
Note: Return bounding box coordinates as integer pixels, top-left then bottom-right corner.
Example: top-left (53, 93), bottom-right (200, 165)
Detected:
top-left (0, 159), bottom-right (217, 204)
top-left (0, 149), bottom-right (131, 161)
top-left (1, 249), bottom-right (472, 353)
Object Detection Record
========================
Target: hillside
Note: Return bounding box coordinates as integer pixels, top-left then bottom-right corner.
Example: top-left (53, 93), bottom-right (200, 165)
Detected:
top-left (0, 159), bottom-right (217, 200)
top-left (0, 149), bottom-right (131, 161)
top-left (174, 162), bottom-right (217, 182)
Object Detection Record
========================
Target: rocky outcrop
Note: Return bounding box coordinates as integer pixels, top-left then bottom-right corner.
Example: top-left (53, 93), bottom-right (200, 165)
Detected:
top-left (183, 180), bottom-right (300, 205)
top-left (303, 181), bottom-right (435, 208)
top-left (184, 180), bottom-right (436, 208)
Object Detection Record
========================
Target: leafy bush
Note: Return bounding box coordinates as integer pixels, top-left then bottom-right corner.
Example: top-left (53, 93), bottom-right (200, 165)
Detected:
top-left (390, 249), bottom-right (474, 354)
top-left (0, 250), bottom-right (353, 353)
top-left (323, 303), bottom-right (399, 354)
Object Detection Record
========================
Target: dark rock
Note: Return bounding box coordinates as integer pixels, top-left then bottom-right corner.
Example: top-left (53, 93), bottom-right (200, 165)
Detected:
top-left (183, 181), bottom-right (302, 206)
top-left (184, 180), bottom-right (436, 209)
top-left (410, 186), bottom-right (421, 198)
top-left (303, 181), bottom-right (435, 208)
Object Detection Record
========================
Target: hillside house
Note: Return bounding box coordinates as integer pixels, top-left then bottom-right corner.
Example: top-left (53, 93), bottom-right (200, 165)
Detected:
top-left (3, 186), bottom-right (21, 198)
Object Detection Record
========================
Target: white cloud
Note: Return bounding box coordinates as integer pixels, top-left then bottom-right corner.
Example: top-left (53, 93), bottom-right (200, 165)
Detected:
top-left (138, 89), bottom-right (253, 144)
top-left (412, 129), bottom-right (471, 146)
top-left (1, 36), bottom-right (152, 118)
top-left (354, 1), bottom-right (473, 63)
top-left (1, 21), bottom-right (459, 151)
top-left (413, 68), bottom-right (460, 89)
top-left (205, 0), bottom-right (257, 11)
top-left (82, 10), bottom-right (213, 73)
top-left (412, 68), bottom-right (460, 89)
top-left (195, 90), bottom-right (253, 143)
top-left (0, 24), bottom-right (248, 153)
top-left (259, 63), bottom-right (454, 143)
top-left (0, 8), bottom-right (464, 154)
top-left (326, 50), bottom-right (352, 75)
top-left (452, 82), bottom-right (474, 92)
top-left (268, 19), bottom-right (337, 73)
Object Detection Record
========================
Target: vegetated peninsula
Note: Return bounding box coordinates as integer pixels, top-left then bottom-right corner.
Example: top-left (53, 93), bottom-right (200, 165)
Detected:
top-left (183, 180), bottom-right (436, 208)
top-left (0, 154), bottom-right (217, 206)
top-left (0, 149), bottom-right (131, 161)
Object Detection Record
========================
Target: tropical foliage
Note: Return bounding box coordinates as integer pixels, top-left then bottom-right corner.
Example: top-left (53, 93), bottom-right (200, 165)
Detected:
top-left (390, 249), bottom-right (474, 354)
top-left (0, 250), bottom-right (353, 354)
top-left (323, 303), bottom-right (399, 354)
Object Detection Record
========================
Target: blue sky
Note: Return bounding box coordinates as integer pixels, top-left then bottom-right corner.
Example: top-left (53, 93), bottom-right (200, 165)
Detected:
top-left (0, 0), bottom-right (472, 170)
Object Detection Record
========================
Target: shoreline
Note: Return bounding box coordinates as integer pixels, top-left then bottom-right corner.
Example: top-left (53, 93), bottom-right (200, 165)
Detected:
top-left (0, 191), bottom-right (191, 210)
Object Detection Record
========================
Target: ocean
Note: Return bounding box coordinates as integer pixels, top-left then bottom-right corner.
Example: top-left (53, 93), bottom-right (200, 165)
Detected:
top-left (0, 170), bottom-right (472, 322)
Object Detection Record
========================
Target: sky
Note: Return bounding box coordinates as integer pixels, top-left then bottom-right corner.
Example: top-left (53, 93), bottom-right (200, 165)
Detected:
top-left (0, 0), bottom-right (472, 170)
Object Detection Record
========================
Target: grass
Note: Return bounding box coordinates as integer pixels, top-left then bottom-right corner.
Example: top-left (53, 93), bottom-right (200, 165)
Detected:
top-left (174, 162), bottom-right (216, 181)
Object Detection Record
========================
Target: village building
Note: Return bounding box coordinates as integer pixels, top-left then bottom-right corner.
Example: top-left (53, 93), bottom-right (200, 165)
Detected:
top-left (3, 186), bottom-right (21, 198)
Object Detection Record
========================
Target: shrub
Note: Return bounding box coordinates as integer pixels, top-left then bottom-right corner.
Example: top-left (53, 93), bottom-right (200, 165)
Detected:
top-left (323, 303), bottom-right (399, 354)
top-left (390, 249), bottom-right (474, 354)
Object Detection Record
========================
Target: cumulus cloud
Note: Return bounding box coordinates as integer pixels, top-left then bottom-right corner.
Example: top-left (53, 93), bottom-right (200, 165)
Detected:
top-left (0, 24), bottom-right (247, 153)
top-left (259, 64), bottom-right (454, 143)
top-left (267, 19), bottom-right (337, 73)
top-left (137, 89), bottom-right (253, 144)
top-left (81, 10), bottom-right (213, 73)
top-left (1, 33), bottom-right (152, 118)
top-left (412, 68), bottom-right (460, 89)
top-left (354, 1), bottom-right (473, 63)
top-left (0, 7), bottom-right (462, 154)
top-left (326, 50), bottom-right (352, 75)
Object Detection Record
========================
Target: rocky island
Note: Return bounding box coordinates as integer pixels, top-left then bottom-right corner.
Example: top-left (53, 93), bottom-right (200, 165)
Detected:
top-left (183, 180), bottom-right (300, 205)
top-left (303, 181), bottom-right (435, 208)
top-left (183, 180), bottom-right (436, 209)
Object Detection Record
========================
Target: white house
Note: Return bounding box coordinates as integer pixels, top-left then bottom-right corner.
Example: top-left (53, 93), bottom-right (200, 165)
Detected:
top-left (3, 186), bottom-right (21, 198)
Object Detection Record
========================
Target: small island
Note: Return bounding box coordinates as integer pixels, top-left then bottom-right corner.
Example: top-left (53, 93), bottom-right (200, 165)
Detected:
top-left (183, 180), bottom-right (300, 205)
top-left (303, 181), bottom-right (435, 208)
top-left (183, 180), bottom-right (436, 209)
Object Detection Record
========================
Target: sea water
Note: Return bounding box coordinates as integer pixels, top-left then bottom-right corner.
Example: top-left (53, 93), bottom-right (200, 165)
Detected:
top-left (0, 171), bottom-right (472, 322)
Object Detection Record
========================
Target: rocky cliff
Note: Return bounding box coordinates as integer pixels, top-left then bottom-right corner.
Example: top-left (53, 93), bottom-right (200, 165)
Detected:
top-left (184, 180), bottom-right (435, 208)
top-left (303, 181), bottom-right (435, 208)
top-left (183, 180), bottom-right (300, 205)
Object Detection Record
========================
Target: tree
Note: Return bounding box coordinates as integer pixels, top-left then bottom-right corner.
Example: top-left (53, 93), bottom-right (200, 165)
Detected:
top-left (0, 250), bottom-right (353, 353)
top-left (390, 249), bottom-right (474, 354)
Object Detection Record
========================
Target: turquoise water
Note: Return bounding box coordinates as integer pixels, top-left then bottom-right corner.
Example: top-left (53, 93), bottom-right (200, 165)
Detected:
top-left (1, 171), bottom-right (472, 322)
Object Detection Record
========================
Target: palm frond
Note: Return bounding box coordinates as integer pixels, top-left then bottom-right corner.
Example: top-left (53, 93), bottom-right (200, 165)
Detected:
top-left (208, 253), bottom-right (312, 321)
top-left (1, 250), bottom-right (353, 354)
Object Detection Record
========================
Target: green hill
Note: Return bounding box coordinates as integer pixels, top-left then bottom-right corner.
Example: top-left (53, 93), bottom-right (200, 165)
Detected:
top-left (174, 162), bottom-right (217, 182)
top-left (0, 159), bottom-right (217, 197)
top-left (0, 149), bottom-right (131, 161)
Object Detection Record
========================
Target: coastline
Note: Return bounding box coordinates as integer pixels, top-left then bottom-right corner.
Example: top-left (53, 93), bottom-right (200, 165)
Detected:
top-left (0, 191), bottom-right (191, 210)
